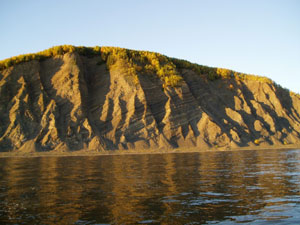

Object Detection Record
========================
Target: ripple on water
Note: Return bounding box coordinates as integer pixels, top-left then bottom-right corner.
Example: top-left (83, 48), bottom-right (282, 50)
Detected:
top-left (1, 149), bottom-right (300, 224)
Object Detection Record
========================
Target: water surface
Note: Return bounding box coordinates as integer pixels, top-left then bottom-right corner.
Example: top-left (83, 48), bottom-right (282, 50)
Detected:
top-left (0, 149), bottom-right (300, 224)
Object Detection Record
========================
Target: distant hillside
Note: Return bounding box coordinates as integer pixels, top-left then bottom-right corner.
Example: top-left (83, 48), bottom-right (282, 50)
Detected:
top-left (0, 45), bottom-right (299, 152)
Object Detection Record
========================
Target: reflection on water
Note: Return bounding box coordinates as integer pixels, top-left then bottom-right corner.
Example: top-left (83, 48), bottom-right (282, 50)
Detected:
top-left (0, 149), bottom-right (300, 224)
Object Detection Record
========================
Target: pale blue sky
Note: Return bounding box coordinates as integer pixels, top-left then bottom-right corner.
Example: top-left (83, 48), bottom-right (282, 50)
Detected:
top-left (1, 0), bottom-right (299, 93)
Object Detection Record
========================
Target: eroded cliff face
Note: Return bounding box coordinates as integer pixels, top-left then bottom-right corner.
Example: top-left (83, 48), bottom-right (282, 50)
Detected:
top-left (0, 50), bottom-right (299, 152)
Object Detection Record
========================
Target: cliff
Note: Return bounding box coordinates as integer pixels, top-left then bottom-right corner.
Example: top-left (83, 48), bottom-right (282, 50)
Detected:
top-left (0, 46), bottom-right (299, 152)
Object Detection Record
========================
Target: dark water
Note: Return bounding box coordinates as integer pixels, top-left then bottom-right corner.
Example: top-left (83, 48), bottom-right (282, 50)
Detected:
top-left (0, 149), bottom-right (300, 224)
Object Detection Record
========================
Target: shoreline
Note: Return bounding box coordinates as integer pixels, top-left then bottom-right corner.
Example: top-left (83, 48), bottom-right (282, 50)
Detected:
top-left (0, 144), bottom-right (299, 158)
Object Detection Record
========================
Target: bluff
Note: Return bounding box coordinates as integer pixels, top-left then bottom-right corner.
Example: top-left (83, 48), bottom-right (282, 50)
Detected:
top-left (0, 46), bottom-right (299, 152)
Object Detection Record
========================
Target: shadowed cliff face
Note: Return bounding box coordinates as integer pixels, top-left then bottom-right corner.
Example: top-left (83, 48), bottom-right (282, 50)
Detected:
top-left (0, 48), bottom-right (299, 152)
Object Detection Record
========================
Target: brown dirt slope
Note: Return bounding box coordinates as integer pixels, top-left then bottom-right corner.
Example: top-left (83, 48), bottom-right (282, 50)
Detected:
top-left (0, 47), bottom-right (299, 152)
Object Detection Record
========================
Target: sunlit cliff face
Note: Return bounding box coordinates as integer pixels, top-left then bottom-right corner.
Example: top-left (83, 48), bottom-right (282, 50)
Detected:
top-left (0, 46), bottom-right (299, 152)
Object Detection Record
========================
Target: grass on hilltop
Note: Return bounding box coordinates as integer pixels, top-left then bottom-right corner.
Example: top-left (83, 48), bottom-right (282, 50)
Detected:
top-left (171, 57), bottom-right (273, 83)
top-left (0, 45), bottom-right (102, 69)
top-left (0, 45), bottom-right (286, 89)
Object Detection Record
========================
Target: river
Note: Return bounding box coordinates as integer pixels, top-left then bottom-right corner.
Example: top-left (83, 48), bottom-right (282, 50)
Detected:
top-left (0, 149), bottom-right (300, 224)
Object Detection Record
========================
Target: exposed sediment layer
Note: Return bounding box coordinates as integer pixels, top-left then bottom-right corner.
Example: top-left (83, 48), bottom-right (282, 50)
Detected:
top-left (0, 47), bottom-right (299, 152)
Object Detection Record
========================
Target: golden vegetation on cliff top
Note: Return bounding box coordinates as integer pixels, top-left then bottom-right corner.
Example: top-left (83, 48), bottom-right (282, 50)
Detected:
top-left (101, 46), bottom-right (183, 87)
top-left (0, 44), bottom-right (286, 89)
top-left (171, 57), bottom-right (273, 83)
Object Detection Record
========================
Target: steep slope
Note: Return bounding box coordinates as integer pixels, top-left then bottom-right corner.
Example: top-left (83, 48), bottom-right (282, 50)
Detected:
top-left (0, 46), bottom-right (299, 152)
